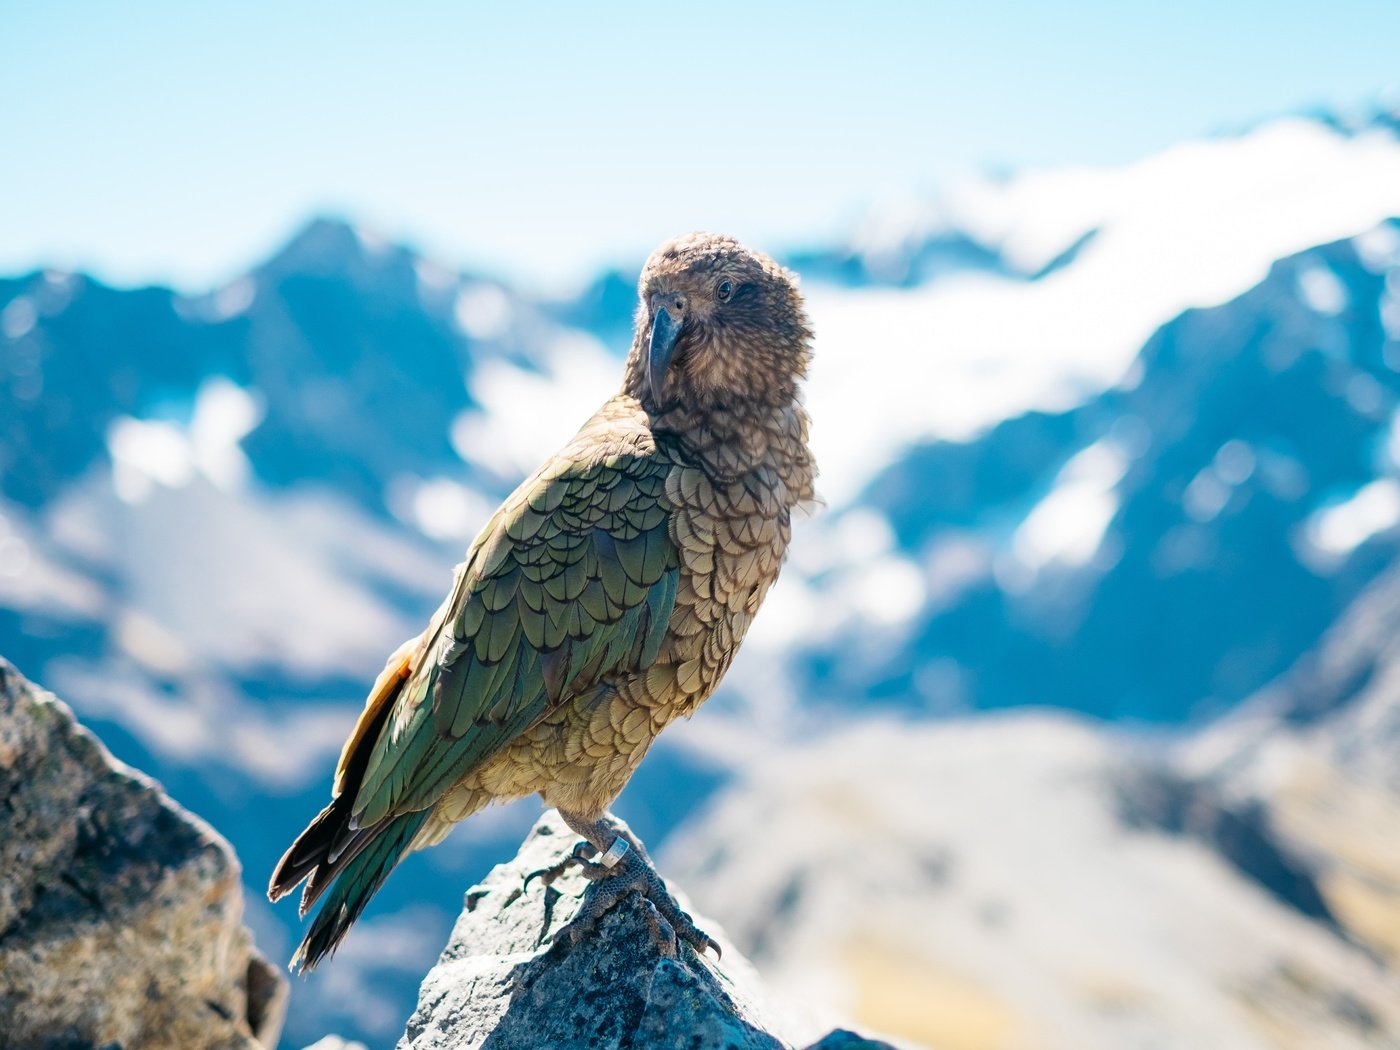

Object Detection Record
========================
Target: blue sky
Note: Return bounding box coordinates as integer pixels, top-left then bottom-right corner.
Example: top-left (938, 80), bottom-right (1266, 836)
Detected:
top-left (2, 1), bottom-right (1397, 292)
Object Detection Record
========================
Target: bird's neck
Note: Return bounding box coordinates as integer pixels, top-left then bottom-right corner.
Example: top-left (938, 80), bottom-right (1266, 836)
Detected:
top-left (650, 396), bottom-right (816, 502)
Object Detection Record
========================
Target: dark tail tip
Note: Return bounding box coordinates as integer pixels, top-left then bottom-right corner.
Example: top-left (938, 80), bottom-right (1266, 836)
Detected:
top-left (268, 798), bottom-right (343, 903)
top-left (291, 902), bottom-right (352, 973)
top-left (288, 809), bottom-right (430, 974)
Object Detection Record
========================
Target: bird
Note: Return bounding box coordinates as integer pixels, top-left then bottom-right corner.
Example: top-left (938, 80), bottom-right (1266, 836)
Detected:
top-left (268, 232), bottom-right (816, 971)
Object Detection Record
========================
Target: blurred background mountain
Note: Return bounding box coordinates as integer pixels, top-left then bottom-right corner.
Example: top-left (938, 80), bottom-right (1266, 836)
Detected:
top-left (6, 5), bottom-right (1400, 1047)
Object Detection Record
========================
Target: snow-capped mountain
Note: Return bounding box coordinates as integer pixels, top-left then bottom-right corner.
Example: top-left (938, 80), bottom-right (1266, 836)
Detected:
top-left (5, 107), bottom-right (1400, 1045)
top-left (797, 113), bottom-right (1400, 501)
top-left (750, 218), bottom-right (1400, 729)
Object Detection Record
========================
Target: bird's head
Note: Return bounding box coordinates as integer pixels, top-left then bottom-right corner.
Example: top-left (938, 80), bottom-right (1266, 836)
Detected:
top-left (625, 233), bottom-right (811, 413)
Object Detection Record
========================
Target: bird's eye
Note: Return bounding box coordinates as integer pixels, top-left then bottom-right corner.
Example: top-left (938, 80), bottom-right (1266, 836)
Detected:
top-left (716, 280), bottom-right (733, 302)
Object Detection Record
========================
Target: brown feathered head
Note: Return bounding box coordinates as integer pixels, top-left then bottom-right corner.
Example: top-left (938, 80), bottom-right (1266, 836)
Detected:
top-left (624, 233), bottom-right (811, 413)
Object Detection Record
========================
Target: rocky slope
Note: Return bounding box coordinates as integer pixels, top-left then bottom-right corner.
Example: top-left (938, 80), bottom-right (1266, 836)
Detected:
top-left (664, 715), bottom-right (1400, 1050)
top-left (0, 657), bottom-right (286, 1050)
top-left (399, 812), bottom-right (894, 1050)
top-left (1188, 552), bottom-right (1400, 972)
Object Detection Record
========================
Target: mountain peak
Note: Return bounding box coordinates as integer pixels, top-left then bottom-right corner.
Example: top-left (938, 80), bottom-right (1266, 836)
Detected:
top-left (257, 216), bottom-right (412, 283)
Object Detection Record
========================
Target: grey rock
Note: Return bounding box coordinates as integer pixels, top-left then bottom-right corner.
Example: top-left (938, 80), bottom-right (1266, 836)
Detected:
top-left (398, 812), bottom-right (886, 1050)
top-left (0, 658), bottom-right (287, 1050)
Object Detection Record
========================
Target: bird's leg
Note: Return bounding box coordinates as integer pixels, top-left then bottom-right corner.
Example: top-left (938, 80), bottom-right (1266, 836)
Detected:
top-left (521, 811), bottom-right (660, 891)
top-left (548, 810), bottom-right (720, 959)
top-left (522, 838), bottom-right (598, 891)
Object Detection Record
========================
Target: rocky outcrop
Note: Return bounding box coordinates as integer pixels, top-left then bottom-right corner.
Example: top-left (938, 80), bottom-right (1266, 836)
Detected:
top-left (0, 658), bottom-right (286, 1050)
top-left (398, 812), bottom-right (894, 1050)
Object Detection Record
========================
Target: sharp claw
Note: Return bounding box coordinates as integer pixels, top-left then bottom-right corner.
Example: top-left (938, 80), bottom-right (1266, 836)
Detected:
top-left (523, 840), bottom-right (598, 890)
top-left (666, 909), bottom-right (721, 960)
top-left (535, 831), bottom-right (721, 962)
top-left (639, 897), bottom-right (678, 959)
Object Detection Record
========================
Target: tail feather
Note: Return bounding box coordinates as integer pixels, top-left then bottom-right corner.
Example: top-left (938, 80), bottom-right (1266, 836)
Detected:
top-left (268, 798), bottom-right (343, 903)
top-left (299, 822), bottom-right (375, 914)
top-left (290, 809), bottom-right (430, 972)
top-left (267, 642), bottom-right (418, 969)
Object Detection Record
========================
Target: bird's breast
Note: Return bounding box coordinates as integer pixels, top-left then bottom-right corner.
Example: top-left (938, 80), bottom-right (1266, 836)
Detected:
top-left (661, 458), bottom-right (796, 708)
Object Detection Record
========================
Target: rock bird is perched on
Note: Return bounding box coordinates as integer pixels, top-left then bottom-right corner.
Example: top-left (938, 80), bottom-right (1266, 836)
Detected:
top-left (269, 233), bottom-right (816, 970)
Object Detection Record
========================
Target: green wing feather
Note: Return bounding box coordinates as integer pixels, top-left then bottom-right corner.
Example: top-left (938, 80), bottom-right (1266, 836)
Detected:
top-left (349, 424), bottom-right (680, 829)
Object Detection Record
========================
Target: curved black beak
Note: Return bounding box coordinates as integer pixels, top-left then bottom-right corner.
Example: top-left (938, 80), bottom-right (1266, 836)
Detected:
top-left (647, 306), bottom-right (682, 404)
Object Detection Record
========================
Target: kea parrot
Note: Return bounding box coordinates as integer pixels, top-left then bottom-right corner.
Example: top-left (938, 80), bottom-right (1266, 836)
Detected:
top-left (268, 233), bottom-right (816, 970)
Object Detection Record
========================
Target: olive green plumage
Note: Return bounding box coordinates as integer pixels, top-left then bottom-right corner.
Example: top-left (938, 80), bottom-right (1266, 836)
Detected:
top-left (354, 419), bottom-right (680, 827)
top-left (270, 233), bottom-right (815, 970)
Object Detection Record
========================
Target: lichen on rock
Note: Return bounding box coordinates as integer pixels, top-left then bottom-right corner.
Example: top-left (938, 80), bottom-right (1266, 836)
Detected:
top-left (0, 657), bottom-right (286, 1050)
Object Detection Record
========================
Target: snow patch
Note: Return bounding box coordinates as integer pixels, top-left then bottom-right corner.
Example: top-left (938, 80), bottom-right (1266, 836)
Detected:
top-left (1382, 411), bottom-right (1400, 470)
top-left (453, 331), bottom-right (615, 480)
top-left (414, 258), bottom-right (456, 297)
top-left (399, 476), bottom-right (495, 542)
top-left (1297, 264), bottom-right (1348, 315)
top-left (352, 225), bottom-right (391, 257)
top-left (805, 121), bottom-right (1400, 502)
top-left (38, 270), bottom-right (77, 314)
top-left (211, 277), bottom-right (255, 320)
top-left (1184, 470), bottom-right (1230, 523)
top-left (1382, 277), bottom-right (1400, 342)
top-left (1010, 439), bottom-right (1128, 573)
top-left (1355, 223), bottom-right (1400, 273)
top-left (108, 418), bottom-right (194, 501)
top-left (844, 555), bottom-right (926, 626)
top-left (453, 283), bottom-right (513, 341)
top-left (107, 378), bottom-right (263, 503)
top-left (47, 656), bottom-right (364, 791)
top-left (115, 610), bottom-right (190, 675)
top-left (922, 534), bottom-right (992, 614)
top-left (0, 535), bottom-right (29, 577)
top-left (190, 377), bottom-right (263, 486)
top-left (1184, 440), bottom-right (1256, 522)
top-left (1, 296), bottom-right (37, 339)
top-left (1346, 373), bottom-right (1385, 417)
top-left (0, 499), bottom-right (108, 618)
top-left (49, 475), bottom-right (446, 684)
top-left (1214, 440), bottom-right (1256, 486)
top-left (1305, 479), bottom-right (1400, 558)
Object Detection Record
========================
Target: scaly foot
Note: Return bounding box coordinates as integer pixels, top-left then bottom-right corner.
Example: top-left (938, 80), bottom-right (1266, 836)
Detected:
top-left (547, 811), bottom-right (720, 959)
top-left (549, 835), bottom-right (720, 959)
